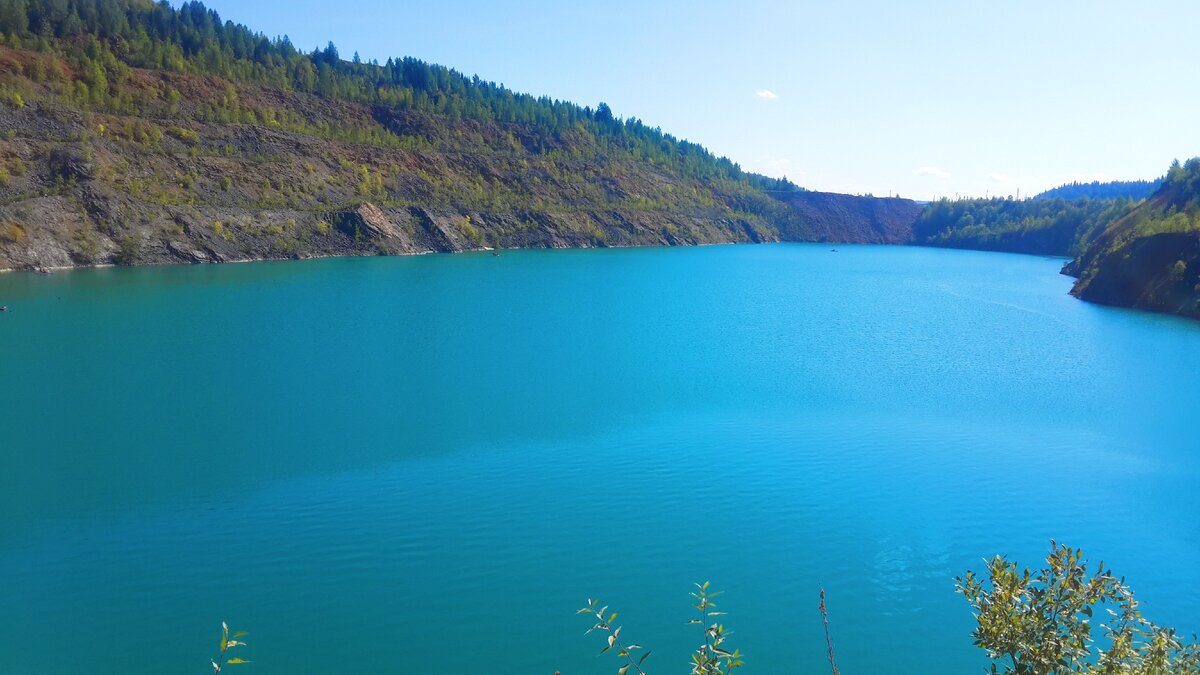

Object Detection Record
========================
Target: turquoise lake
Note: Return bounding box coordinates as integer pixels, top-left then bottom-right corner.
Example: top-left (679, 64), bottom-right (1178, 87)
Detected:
top-left (1, 243), bottom-right (1198, 674)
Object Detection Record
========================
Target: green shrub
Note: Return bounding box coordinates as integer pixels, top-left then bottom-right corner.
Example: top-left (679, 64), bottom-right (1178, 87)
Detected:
top-left (1171, 259), bottom-right (1187, 282)
top-left (166, 126), bottom-right (200, 145)
top-left (3, 90), bottom-right (24, 109)
top-left (461, 215), bottom-right (483, 246)
top-left (116, 234), bottom-right (142, 265)
top-left (1, 222), bottom-right (25, 241)
top-left (957, 542), bottom-right (1200, 673)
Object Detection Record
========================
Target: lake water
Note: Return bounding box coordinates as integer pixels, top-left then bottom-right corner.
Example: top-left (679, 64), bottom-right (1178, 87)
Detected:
top-left (1, 243), bottom-right (1198, 674)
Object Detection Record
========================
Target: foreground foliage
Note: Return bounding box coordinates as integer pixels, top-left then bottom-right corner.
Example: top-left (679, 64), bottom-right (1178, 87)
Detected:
top-left (579, 582), bottom-right (744, 675)
top-left (211, 622), bottom-right (249, 673)
top-left (206, 544), bottom-right (1194, 673)
top-left (957, 542), bottom-right (1200, 674)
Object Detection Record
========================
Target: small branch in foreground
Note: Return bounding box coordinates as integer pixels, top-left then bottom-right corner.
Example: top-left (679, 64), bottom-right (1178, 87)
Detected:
top-left (578, 598), bottom-right (651, 675)
top-left (211, 621), bottom-right (250, 673)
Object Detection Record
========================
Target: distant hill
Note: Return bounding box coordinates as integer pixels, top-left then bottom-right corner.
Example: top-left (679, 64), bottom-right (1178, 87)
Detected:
top-left (1034, 179), bottom-right (1160, 201)
top-left (911, 196), bottom-right (1138, 257)
top-left (906, 160), bottom-right (1200, 320)
top-left (0, 0), bottom-right (919, 270)
top-left (1065, 158), bottom-right (1200, 319)
top-left (773, 190), bottom-right (923, 244)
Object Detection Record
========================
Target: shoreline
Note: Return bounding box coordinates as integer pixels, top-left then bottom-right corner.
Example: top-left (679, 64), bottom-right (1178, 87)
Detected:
top-left (5, 240), bottom-right (1196, 324)
top-left (0, 238), bottom-right (772, 275)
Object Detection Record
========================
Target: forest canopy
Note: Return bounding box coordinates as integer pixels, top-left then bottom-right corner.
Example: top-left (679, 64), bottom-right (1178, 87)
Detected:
top-left (0, 0), bottom-right (778, 186)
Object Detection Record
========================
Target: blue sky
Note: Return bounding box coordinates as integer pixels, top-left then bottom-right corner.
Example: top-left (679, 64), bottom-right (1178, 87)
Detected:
top-left (188, 0), bottom-right (1197, 200)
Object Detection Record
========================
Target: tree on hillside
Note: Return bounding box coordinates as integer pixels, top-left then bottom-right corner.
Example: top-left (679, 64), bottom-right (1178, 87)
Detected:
top-left (595, 101), bottom-right (614, 124)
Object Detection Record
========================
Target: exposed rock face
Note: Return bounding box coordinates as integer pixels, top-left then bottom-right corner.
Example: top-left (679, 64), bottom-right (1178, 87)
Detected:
top-left (0, 163), bottom-right (923, 272)
top-left (0, 69), bottom-right (924, 272)
top-left (333, 203), bottom-right (421, 253)
top-left (0, 189), bottom-right (806, 271)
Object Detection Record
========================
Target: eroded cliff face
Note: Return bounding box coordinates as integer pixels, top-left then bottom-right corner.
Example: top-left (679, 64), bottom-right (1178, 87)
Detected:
top-left (1062, 162), bottom-right (1200, 320)
top-left (0, 50), bottom-right (924, 272)
top-left (0, 102), bottom-right (780, 270)
top-left (0, 187), bottom-right (927, 272)
top-left (0, 188), bottom-right (781, 271)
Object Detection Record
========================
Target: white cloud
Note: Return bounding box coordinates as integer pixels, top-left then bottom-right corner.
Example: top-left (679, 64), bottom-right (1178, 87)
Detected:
top-left (755, 89), bottom-right (779, 100)
top-left (990, 172), bottom-right (1011, 183)
top-left (913, 166), bottom-right (951, 179)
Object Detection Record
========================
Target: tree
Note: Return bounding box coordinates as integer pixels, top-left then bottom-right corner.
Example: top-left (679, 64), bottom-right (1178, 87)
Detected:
top-left (956, 542), bottom-right (1200, 674)
top-left (0, 0), bottom-right (29, 35)
top-left (595, 101), bottom-right (614, 124)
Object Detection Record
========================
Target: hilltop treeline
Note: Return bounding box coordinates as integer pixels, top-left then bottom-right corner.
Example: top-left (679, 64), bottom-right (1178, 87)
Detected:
top-left (0, 0), bottom-right (765, 183)
top-left (1034, 179), bottom-right (1160, 201)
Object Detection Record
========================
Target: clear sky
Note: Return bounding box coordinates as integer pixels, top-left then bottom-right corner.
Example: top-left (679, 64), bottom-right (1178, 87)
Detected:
top-left (184, 0), bottom-right (1197, 200)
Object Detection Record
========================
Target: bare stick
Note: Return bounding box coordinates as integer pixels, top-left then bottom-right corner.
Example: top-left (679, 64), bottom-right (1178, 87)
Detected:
top-left (819, 588), bottom-right (840, 675)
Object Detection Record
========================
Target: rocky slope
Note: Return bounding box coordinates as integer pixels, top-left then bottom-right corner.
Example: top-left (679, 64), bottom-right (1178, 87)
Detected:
top-left (771, 190), bottom-right (921, 244)
top-left (1064, 159), bottom-right (1200, 319)
top-left (0, 75), bottom-right (922, 270)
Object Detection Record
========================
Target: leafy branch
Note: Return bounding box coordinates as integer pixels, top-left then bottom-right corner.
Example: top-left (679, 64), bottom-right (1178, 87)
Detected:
top-left (211, 622), bottom-right (250, 674)
top-left (579, 598), bottom-right (652, 675)
top-left (688, 581), bottom-right (743, 675)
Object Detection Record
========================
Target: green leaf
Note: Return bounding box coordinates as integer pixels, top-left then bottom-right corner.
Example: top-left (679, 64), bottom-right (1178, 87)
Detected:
top-left (226, 658), bottom-right (251, 665)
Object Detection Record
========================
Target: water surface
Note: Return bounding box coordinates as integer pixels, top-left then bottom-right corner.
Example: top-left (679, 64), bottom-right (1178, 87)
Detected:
top-left (1, 244), bottom-right (1197, 673)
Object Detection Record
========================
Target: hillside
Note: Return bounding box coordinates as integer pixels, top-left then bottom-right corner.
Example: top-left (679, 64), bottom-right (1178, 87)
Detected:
top-left (0, 0), bottom-right (920, 270)
top-left (771, 189), bottom-right (921, 244)
top-left (1065, 158), bottom-right (1200, 319)
top-left (911, 196), bottom-right (1139, 257)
